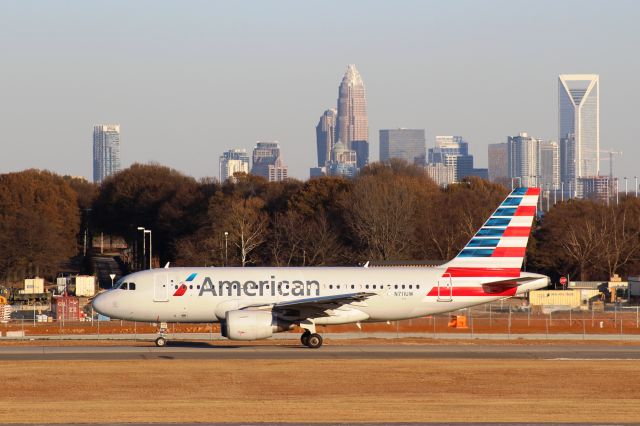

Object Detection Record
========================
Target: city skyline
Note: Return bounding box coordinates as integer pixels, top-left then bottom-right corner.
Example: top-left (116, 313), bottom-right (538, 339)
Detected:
top-left (1, 1), bottom-right (638, 182)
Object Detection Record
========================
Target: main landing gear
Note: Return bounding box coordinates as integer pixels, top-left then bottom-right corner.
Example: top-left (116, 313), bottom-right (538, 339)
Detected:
top-left (300, 330), bottom-right (323, 349)
top-left (155, 322), bottom-right (169, 347)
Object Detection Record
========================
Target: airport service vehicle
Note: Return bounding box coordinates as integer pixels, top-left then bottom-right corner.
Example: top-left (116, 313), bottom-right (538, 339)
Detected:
top-left (92, 187), bottom-right (549, 348)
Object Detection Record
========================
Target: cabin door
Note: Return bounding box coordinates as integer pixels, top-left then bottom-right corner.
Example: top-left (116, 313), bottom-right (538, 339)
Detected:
top-left (154, 273), bottom-right (170, 302)
top-left (437, 274), bottom-right (453, 302)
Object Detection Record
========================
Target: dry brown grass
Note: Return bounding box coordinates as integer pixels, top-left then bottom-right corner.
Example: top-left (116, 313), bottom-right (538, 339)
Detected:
top-left (2, 358), bottom-right (640, 423)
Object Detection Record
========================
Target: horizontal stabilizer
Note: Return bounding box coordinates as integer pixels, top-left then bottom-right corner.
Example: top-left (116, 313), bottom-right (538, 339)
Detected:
top-left (481, 276), bottom-right (539, 294)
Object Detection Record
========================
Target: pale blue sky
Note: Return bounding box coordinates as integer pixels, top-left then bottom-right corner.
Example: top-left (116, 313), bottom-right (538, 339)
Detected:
top-left (1, 0), bottom-right (639, 181)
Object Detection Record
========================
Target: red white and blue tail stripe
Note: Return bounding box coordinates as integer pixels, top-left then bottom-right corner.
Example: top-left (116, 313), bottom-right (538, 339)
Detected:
top-left (441, 187), bottom-right (540, 278)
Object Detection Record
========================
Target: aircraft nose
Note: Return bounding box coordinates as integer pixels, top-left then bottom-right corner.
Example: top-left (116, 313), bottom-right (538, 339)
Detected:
top-left (92, 292), bottom-right (110, 316)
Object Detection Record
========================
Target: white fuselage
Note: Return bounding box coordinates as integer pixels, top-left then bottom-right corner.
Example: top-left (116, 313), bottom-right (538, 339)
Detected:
top-left (92, 266), bottom-right (548, 324)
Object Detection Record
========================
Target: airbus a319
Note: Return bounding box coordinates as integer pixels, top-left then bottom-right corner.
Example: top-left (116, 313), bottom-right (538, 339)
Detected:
top-left (92, 187), bottom-right (549, 348)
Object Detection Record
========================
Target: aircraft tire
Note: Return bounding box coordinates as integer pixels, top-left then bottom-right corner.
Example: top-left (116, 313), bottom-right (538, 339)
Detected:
top-left (307, 333), bottom-right (323, 349)
top-left (301, 331), bottom-right (311, 347)
top-left (155, 336), bottom-right (167, 347)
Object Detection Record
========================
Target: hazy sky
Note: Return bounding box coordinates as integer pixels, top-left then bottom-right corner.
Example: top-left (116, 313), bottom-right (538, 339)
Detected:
top-left (1, 0), bottom-right (639, 182)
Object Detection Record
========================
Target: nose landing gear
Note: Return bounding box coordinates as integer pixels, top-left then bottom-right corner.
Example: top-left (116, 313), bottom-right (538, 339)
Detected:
top-left (155, 322), bottom-right (169, 347)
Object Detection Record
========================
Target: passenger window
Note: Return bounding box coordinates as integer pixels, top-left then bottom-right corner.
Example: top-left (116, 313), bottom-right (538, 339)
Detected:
top-left (395, 285), bottom-right (398, 289)
top-left (175, 285), bottom-right (178, 289)
top-left (402, 285), bottom-right (406, 289)
top-left (197, 285), bottom-right (200, 289)
top-left (329, 285), bottom-right (333, 289)
top-left (189, 285), bottom-right (193, 290)
top-left (129, 283), bottom-right (136, 291)
top-left (351, 285), bottom-right (355, 289)
top-left (409, 285), bottom-right (413, 289)
top-left (417, 285), bottom-right (420, 289)
top-left (365, 285), bottom-right (369, 289)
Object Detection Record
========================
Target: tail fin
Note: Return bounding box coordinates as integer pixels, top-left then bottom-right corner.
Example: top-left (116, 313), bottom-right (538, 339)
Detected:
top-left (441, 187), bottom-right (540, 278)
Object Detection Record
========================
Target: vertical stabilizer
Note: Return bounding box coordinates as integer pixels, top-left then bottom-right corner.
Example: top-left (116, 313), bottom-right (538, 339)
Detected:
top-left (441, 187), bottom-right (540, 278)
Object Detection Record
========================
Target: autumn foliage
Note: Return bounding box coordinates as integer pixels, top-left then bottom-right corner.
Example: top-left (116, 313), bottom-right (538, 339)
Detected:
top-left (3, 162), bottom-right (640, 284)
top-left (0, 170), bottom-right (81, 281)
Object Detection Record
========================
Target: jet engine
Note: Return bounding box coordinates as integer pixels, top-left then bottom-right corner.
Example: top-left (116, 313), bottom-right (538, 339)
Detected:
top-left (223, 310), bottom-right (292, 340)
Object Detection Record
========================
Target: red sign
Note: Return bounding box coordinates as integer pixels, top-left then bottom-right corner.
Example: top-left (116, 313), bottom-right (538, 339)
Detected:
top-left (560, 277), bottom-right (568, 286)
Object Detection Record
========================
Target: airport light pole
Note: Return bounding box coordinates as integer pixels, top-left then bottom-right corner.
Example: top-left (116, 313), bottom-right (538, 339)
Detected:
top-left (224, 231), bottom-right (229, 266)
top-left (636, 176), bottom-right (638, 197)
top-left (625, 177), bottom-right (628, 196)
top-left (137, 227), bottom-right (146, 270)
top-left (145, 230), bottom-right (152, 270)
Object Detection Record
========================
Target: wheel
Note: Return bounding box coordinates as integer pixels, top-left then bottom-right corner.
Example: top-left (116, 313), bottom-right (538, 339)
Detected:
top-left (155, 336), bottom-right (167, 347)
top-left (306, 333), bottom-right (323, 349)
top-left (301, 331), bottom-right (311, 347)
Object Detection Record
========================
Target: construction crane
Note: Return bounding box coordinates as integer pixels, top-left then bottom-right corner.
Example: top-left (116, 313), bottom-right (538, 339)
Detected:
top-left (600, 150), bottom-right (622, 178)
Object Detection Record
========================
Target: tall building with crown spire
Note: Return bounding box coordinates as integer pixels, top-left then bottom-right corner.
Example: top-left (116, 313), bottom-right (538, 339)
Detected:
top-left (336, 64), bottom-right (368, 155)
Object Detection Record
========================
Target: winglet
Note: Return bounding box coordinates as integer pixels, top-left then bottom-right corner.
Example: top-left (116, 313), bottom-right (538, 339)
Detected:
top-left (363, 261), bottom-right (369, 268)
top-left (164, 262), bottom-right (170, 269)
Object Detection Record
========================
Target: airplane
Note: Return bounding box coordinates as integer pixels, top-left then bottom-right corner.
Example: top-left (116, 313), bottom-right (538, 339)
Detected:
top-left (92, 187), bottom-right (549, 348)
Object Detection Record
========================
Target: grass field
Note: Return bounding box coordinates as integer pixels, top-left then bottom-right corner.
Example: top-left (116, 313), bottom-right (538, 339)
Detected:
top-left (2, 358), bottom-right (640, 423)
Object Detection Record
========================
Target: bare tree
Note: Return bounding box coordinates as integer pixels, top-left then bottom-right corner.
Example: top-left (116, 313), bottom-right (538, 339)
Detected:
top-left (226, 197), bottom-right (268, 266)
top-left (345, 175), bottom-right (417, 260)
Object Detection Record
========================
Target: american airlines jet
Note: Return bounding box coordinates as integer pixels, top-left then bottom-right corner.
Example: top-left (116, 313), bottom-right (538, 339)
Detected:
top-left (92, 187), bottom-right (549, 348)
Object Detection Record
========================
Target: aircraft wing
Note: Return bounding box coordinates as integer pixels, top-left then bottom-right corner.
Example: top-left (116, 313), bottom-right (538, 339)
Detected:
top-left (242, 292), bottom-right (376, 316)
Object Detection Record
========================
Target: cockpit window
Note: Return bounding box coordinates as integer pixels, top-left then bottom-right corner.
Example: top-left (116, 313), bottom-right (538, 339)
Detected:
top-left (114, 277), bottom-right (125, 289)
top-left (120, 282), bottom-right (129, 290)
top-left (129, 283), bottom-right (136, 291)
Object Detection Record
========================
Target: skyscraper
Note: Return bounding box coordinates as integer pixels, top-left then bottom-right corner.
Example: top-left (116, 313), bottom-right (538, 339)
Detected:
top-left (336, 64), bottom-right (368, 152)
top-left (379, 129), bottom-right (426, 164)
top-left (219, 148), bottom-right (250, 182)
top-left (93, 124), bottom-right (121, 183)
top-left (351, 140), bottom-right (369, 170)
top-left (487, 143), bottom-right (508, 183)
top-left (251, 141), bottom-right (288, 182)
top-left (315, 108), bottom-right (337, 167)
top-left (558, 74), bottom-right (600, 187)
top-left (507, 132), bottom-right (540, 188)
top-left (427, 136), bottom-right (474, 182)
top-left (539, 141), bottom-right (560, 190)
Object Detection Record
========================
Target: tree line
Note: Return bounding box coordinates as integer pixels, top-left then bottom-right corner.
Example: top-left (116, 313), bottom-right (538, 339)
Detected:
top-left (2, 162), bottom-right (640, 284)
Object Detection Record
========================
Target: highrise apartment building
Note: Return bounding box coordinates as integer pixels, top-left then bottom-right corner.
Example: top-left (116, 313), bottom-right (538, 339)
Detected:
top-left (539, 141), bottom-right (560, 190)
top-left (558, 74), bottom-right (600, 187)
top-left (487, 143), bottom-right (509, 183)
top-left (507, 132), bottom-right (540, 188)
top-left (425, 163), bottom-right (456, 187)
top-left (93, 124), bottom-right (121, 183)
top-left (251, 142), bottom-right (288, 182)
top-left (379, 129), bottom-right (426, 165)
top-left (315, 108), bottom-right (337, 167)
top-left (336, 64), bottom-right (368, 153)
top-left (219, 149), bottom-right (250, 182)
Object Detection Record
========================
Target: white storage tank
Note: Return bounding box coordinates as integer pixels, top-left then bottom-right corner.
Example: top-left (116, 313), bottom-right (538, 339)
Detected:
top-left (24, 278), bottom-right (45, 294)
top-left (75, 275), bottom-right (96, 297)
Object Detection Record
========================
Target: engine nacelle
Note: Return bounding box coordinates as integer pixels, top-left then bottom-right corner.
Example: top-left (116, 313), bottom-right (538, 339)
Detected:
top-left (224, 310), bottom-right (291, 341)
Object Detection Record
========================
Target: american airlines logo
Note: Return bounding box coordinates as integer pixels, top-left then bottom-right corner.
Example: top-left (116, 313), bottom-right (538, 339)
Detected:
top-left (193, 276), bottom-right (321, 297)
top-left (173, 273), bottom-right (197, 296)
